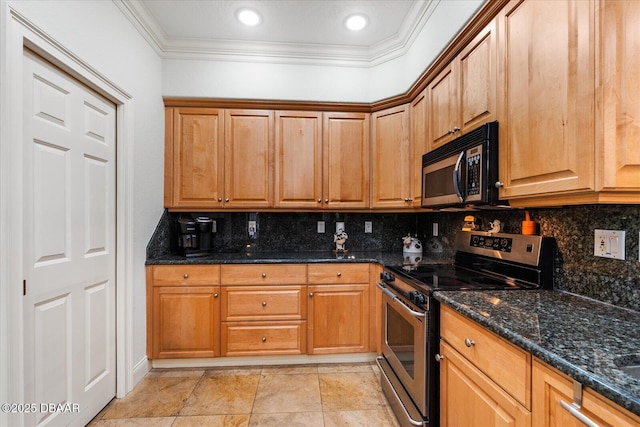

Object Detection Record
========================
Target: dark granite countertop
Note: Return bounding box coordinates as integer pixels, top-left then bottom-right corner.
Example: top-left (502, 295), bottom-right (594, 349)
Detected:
top-left (146, 250), bottom-right (446, 266)
top-left (434, 290), bottom-right (640, 417)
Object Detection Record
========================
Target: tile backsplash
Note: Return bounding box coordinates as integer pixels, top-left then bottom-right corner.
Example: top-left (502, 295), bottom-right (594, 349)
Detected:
top-left (148, 205), bottom-right (640, 312)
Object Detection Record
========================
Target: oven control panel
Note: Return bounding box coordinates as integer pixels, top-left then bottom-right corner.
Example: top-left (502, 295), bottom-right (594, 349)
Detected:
top-left (470, 235), bottom-right (512, 252)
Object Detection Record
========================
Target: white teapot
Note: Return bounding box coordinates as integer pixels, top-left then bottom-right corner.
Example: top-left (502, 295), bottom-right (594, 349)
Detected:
top-left (402, 235), bottom-right (423, 254)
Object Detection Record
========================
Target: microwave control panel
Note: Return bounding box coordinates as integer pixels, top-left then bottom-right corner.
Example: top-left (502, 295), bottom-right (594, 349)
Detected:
top-left (466, 144), bottom-right (483, 197)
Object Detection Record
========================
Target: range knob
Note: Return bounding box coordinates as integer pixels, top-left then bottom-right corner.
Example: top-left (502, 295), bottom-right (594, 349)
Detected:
top-left (409, 291), bottom-right (427, 305)
top-left (380, 272), bottom-right (395, 282)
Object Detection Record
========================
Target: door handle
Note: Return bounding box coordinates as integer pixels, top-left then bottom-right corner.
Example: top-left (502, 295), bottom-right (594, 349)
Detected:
top-left (453, 150), bottom-right (465, 203)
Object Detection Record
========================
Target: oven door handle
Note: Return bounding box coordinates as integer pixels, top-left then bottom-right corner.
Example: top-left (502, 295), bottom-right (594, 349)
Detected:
top-left (453, 150), bottom-right (465, 203)
top-left (377, 282), bottom-right (426, 319)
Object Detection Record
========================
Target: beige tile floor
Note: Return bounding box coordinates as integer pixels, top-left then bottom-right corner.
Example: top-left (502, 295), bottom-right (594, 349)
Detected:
top-left (88, 362), bottom-right (401, 427)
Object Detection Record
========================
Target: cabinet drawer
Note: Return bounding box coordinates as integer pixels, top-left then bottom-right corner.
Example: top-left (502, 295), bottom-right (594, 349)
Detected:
top-left (221, 285), bottom-right (307, 321)
top-left (440, 305), bottom-right (531, 408)
top-left (221, 321), bottom-right (306, 356)
top-left (152, 265), bottom-right (220, 286)
top-left (307, 263), bottom-right (369, 284)
top-left (221, 264), bottom-right (306, 285)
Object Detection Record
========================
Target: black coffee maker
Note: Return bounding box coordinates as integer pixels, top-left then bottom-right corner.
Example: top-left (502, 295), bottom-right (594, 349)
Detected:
top-left (177, 216), bottom-right (215, 257)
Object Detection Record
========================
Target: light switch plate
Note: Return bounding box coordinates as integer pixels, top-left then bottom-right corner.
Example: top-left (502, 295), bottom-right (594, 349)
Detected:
top-left (317, 221), bottom-right (325, 233)
top-left (593, 229), bottom-right (625, 260)
top-left (364, 221), bottom-right (373, 233)
top-left (336, 221), bottom-right (345, 233)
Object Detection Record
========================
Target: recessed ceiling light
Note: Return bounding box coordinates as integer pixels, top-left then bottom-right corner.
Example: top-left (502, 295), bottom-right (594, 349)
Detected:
top-left (236, 8), bottom-right (262, 26)
top-left (345, 14), bottom-right (368, 31)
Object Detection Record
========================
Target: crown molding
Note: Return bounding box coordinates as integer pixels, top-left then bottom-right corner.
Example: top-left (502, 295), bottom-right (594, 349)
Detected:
top-left (114, 0), bottom-right (440, 68)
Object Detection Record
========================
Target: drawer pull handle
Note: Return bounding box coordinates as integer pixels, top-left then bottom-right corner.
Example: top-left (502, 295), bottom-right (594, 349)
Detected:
top-left (464, 338), bottom-right (475, 347)
top-left (262, 273), bottom-right (267, 278)
top-left (214, 293), bottom-right (219, 298)
top-left (262, 336), bottom-right (267, 342)
top-left (559, 400), bottom-right (599, 427)
top-left (337, 272), bottom-right (342, 277)
top-left (183, 274), bottom-right (189, 279)
top-left (435, 354), bottom-right (445, 362)
top-left (262, 301), bottom-right (267, 307)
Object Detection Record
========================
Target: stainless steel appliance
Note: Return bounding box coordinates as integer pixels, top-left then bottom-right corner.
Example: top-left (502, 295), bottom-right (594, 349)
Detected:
top-left (421, 121), bottom-right (504, 208)
top-left (377, 231), bottom-right (555, 427)
top-left (177, 216), bottom-right (216, 257)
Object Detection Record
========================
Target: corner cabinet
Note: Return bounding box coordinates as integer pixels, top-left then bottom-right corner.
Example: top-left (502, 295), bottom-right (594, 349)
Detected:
top-left (532, 358), bottom-right (640, 427)
top-left (146, 265), bottom-right (221, 359)
top-left (371, 104), bottom-right (414, 209)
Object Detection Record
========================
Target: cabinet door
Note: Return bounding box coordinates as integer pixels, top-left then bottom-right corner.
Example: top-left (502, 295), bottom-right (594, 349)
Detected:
top-left (323, 112), bottom-right (370, 209)
top-left (152, 286), bottom-right (220, 359)
top-left (224, 109), bottom-right (274, 208)
top-left (274, 111), bottom-right (323, 209)
top-left (439, 341), bottom-right (531, 427)
top-left (597, 0), bottom-right (640, 193)
top-left (307, 284), bottom-right (369, 354)
top-left (167, 108), bottom-right (224, 209)
top-left (371, 105), bottom-right (412, 209)
top-left (532, 359), bottom-right (640, 427)
top-left (428, 62), bottom-right (460, 150)
top-left (459, 17), bottom-right (496, 133)
top-left (497, 0), bottom-right (595, 199)
top-left (410, 89), bottom-right (428, 207)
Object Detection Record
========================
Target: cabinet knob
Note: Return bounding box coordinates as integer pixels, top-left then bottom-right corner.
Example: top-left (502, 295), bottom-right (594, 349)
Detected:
top-left (262, 272), bottom-right (267, 278)
top-left (494, 181), bottom-right (504, 188)
top-left (309, 292), bottom-right (314, 297)
top-left (464, 338), bottom-right (476, 347)
top-left (214, 293), bottom-right (219, 298)
top-left (262, 336), bottom-right (267, 342)
top-left (218, 197), bottom-right (222, 202)
top-left (183, 273), bottom-right (189, 279)
top-left (435, 354), bottom-right (445, 362)
top-left (262, 301), bottom-right (267, 307)
top-left (225, 198), bottom-right (229, 202)
top-left (453, 126), bottom-right (460, 132)
top-left (325, 199), bottom-right (329, 203)
top-left (337, 272), bottom-right (342, 277)
top-left (318, 199), bottom-right (322, 203)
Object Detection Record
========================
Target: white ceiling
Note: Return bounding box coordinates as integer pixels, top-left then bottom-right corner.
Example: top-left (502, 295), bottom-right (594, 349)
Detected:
top-left (117, 0), bottom-right (440, 66)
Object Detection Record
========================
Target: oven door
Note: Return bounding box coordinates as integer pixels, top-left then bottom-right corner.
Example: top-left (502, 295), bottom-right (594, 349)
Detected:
top-left (380, 285), bottom-right (428, 415)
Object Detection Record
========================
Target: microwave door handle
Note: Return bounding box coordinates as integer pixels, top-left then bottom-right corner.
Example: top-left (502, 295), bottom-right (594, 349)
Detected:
top-left (453, 151), bottom-right (465, 203)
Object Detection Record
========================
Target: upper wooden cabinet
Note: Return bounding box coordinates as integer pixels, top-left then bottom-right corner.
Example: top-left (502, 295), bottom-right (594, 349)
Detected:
top-left (371, 104), bottom-right (413, 209)
top-left (165, 108), bottom-right (224, 209)
top-left (164, 107), bottom-right (273, 209)
top-left (410, 90), bottom-right (428, 207)
top-left (224, 109), bottom-right (274, 208)
top-left (323, 112), bottom-right (370, 209)
top-left (427, 18), bottom-right (497, 151)
top-left (497, 0), bottom-right (640, 206)
top-left (274, 111), bottom-right (323, 209)
top-left (497, 0), bottom-right (596, 203)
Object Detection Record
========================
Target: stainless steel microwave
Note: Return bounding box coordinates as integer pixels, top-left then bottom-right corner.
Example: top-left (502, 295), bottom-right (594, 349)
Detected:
top-left (421, 121), bottom-right (504, 208)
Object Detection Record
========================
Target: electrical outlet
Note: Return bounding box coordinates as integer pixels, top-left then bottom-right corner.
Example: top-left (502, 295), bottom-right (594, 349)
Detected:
top-left (433, 223), bottom-right (439, 237)
top-left (336, 221), bottom-right (345, 233)
top-left (248, 220), bottom-right (257, 238)
top-left (593, 229), bottom-right (625, 260)
top-left (365, 221), bottom-right (373, 233)
top-left (317, 221), bottom-right (325, 233)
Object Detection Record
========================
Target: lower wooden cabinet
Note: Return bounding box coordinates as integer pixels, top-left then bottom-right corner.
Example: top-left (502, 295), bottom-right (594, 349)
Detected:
top-left (307, 264), bottom-right (370, 355)
top-left (146, 264), bottom-right (221, 359)
top-left (221, 321), bottom-right (307, 356)
top-left (532, 358), bottom-right (640, 427)
top-left (439, 305), bottom-right (531, 427)
top-left (439, 341), bottom-right (532, 427)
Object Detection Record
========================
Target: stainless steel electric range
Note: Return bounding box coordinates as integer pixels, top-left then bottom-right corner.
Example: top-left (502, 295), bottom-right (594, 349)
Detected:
top-left (376, 231), bottom-right (555, 427)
